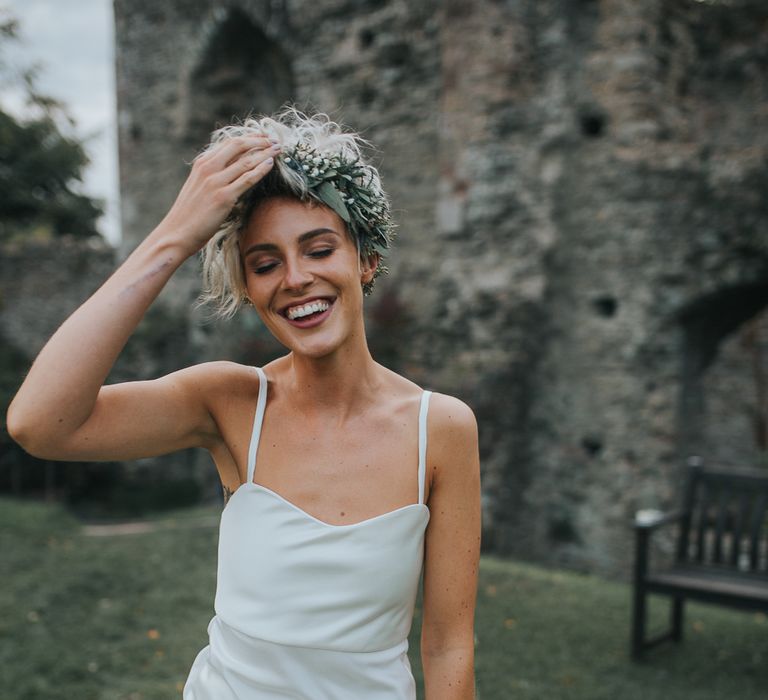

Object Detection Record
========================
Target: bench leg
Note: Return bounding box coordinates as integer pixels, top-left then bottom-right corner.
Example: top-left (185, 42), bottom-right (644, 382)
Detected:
top-left (631, 584), bottom-right (647, 660)
top-left (671, 595), bottom-right (684, 642)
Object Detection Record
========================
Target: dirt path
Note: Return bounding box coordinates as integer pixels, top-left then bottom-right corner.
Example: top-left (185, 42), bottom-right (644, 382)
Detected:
top-left (81, 513), bottom-right (220, 537)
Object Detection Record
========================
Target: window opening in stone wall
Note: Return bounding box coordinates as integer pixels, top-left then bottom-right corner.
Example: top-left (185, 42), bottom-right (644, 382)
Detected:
top-left (185, 7), bottom-right (295, 148)
top-left (579, 111), bottom-right (606, 138)
top-left (678, 282), bottom-right (768, 469)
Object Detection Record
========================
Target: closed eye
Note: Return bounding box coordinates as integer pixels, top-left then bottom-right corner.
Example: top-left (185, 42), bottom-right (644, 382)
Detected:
top-left (309, 248), bottom-right (334, 258)
top-left (251, 249), bottom-right (333, 275)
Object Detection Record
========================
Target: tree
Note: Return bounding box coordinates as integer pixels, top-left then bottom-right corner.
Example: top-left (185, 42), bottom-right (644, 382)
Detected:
top-left (0, 9), bottom-right (103, 242)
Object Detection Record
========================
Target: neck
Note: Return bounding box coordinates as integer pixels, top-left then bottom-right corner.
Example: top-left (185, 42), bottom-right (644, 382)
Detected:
top-left (280, 323), bottom-right (383, 424)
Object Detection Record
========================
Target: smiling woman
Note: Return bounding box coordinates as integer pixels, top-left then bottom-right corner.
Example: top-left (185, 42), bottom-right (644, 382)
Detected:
top-left (6, 106), bottom-right (481, 699)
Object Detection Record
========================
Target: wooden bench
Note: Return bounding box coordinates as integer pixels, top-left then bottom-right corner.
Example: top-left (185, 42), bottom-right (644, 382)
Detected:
top-left (631, 457), bottom-right (768, 660)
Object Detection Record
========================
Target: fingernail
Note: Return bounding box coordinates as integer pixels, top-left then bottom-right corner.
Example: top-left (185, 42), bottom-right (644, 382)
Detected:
top-left (271, 143), bottom-right (282, 151)
top-left (266, 157), bottom-right (274, 164)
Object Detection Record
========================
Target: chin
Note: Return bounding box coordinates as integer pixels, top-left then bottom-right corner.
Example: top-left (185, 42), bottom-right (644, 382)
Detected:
top-left (270, 326), bottom-right (337, 356)
top-left (287, 341), bottom-right (342, 360)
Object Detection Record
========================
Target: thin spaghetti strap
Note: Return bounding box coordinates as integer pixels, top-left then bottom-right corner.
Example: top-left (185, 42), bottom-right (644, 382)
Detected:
top-left (417, 390), bottom-right (432, 505)
top-left (246, 367), bottom-right (268, 485)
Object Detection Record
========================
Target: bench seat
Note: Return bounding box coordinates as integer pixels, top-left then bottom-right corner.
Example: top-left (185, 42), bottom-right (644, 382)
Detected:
top-left (646, 566), bottom-right (768, 608)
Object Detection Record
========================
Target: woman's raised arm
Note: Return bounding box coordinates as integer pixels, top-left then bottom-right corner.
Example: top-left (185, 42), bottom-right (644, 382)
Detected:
top-left (7, 134), bottom-right (280, 460)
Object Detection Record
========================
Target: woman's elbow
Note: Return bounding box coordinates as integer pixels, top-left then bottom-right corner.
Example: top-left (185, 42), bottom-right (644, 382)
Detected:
top-left (7, 418), bottom-right (41, 457)
top-left (6, 404), bottom-right (58, 459)
top-left (6, 400), bottom-right (28, 443)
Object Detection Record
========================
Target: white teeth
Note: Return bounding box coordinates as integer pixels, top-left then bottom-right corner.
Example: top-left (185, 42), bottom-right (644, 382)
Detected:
top-left (286, 299), bottom-right (331, 320)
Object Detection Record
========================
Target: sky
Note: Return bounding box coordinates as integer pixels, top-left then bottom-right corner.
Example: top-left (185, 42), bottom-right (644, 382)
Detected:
top-left (3, 0), bottom-right (119, 244)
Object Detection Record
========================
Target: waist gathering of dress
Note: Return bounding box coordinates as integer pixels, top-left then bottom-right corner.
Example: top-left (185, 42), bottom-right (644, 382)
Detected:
top-left (183, 366), bottom-right (432, 699)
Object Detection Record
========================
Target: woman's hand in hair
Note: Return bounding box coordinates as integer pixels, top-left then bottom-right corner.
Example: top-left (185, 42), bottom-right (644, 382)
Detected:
top-left (158, 135), bottom-right (281, 255)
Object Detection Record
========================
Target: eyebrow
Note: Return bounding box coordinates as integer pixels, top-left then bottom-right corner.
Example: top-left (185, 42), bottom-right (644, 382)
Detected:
top-left (242, 228), bottom-right (339, 257)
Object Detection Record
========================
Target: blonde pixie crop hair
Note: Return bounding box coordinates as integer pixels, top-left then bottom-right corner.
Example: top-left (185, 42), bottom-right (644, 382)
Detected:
top-left (197, 106), bottom-right (396, 319)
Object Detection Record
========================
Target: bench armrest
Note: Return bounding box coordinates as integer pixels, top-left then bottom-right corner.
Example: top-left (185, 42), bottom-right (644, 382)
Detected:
top-left (634, 509), bottom-right (685, 532)
top-left (634, 510), bottom-right (686, 584)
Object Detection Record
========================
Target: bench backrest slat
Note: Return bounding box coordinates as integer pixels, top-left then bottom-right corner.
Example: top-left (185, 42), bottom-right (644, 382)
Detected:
top-left (749, 490), bottom-right (768, 571)
top-left (713, 486), bottom-right (729, 564)
top-left (729, 491), bottom-right (751, 568)
top-left (694, 481), bottom-right (709, 564)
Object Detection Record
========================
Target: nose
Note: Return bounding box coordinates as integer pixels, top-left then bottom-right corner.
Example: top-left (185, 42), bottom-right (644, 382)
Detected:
top-left (281, 254), bottom-right (314, 291)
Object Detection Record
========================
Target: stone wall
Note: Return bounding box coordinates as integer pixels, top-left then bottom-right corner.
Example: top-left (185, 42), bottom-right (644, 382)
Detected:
top-left (0, 237), bottom-right (115, 357)
top-left (112, 0), bottom-right (768, 577)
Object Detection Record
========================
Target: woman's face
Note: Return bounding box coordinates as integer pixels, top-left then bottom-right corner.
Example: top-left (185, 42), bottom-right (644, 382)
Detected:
top-left (239, 196), bottom-right (376, 358)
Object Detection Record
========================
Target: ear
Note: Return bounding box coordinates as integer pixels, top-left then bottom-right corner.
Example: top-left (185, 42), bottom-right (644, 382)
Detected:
top-left (360, 252), bottom-right (380, 285)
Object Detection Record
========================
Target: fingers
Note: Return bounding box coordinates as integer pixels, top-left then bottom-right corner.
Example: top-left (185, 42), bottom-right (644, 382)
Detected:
top-left (186, 133), bottom-right (281, 220)
top-left (224, 153), bottom-right (276, 200)
top-left (198, 134), bottom-right (275, 172)
top-left (218, 141), bottom-right (282, 186)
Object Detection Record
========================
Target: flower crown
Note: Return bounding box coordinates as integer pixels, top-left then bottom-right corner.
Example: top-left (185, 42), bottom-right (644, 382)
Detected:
top-left (279, 142), bottom-right (396, 294)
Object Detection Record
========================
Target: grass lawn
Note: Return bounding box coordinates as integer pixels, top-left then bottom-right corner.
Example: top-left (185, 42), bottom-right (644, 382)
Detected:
top-left (1, 495), bottom-right (765, 699)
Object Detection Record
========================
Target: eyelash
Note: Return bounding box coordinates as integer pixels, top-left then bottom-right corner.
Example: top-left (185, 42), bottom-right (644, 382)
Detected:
top-left (252, 248), bottom-right (334, 275)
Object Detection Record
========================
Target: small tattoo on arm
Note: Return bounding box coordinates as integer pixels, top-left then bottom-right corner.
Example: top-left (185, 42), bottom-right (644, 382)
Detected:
top-left (223, 484), bottom-right (234, 505)
top-left (118, 259), bottom-right (173, 299)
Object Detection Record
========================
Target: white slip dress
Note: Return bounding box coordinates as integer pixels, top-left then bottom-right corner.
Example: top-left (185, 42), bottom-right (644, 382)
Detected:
top-left (183, 366), bottom-right (432, 699)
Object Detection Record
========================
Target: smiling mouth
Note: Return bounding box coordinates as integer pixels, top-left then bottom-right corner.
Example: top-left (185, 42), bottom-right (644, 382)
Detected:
top-left (280, 298), bottom-right (336, 326)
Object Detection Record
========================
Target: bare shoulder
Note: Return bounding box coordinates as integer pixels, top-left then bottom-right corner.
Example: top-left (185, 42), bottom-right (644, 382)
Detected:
top-left (163, 360), bottom-right (260, 408)
top-left (427, 391), bottom-right (478, 441)
top-left (378, 366), bottom-right (477, 439)
top-left (425, 391), bottom-right (479, 486)
top-left (169, 360), bottom-right (258, 389)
